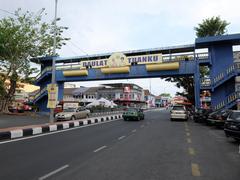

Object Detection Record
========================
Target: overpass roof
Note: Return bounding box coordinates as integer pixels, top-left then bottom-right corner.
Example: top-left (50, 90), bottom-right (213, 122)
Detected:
top-left (195, 33), bottom-right (240, 48)
top-left (31, 33), bottom-right (240, 64)
top-left (31, 44), bottom-right (195, 64)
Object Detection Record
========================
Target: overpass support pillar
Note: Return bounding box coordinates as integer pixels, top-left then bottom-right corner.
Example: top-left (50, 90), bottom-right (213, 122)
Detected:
top-left (57, 82), bottom-right (64, 102)
top-left (194, 61), bottom-right (200, 108)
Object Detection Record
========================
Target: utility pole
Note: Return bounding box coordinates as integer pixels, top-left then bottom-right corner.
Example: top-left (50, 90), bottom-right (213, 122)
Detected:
top-left (49, 0), bottom-right (58, 123)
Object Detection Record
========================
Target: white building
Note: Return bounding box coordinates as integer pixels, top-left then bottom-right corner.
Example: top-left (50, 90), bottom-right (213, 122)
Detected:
top-left (144, 90), bottom-right (156, 108)
top-left (63, 83), bottom-right (145, 107)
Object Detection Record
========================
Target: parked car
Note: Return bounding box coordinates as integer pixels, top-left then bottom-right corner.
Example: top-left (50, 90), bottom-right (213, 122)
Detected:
top-left (123, 108), bottom-right (144, 121)
top-left (54, 105), bottom-right (63, 117)
top-left (170, 105), bottom-right (188, 121)
top-left (206, 109), bottom-right (230, 127)
top-left (55, 106), bottom-right (90, 121)
top-left (8, 105), bottom-right (24, 113)
top-left (224, 110), bottom-right (240, 141)
top-left (193, 108), bottom-right (213, 123)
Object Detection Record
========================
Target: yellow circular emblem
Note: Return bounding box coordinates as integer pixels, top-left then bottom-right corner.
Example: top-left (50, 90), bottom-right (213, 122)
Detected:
top-left (108, 53), bottom-right (127, 68)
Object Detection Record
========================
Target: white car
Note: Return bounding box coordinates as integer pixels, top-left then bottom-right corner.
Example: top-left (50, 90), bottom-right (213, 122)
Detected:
top-left (55, 107), bottom-right (90, 121)
top-left (170, 105), bottom-right (188, 121)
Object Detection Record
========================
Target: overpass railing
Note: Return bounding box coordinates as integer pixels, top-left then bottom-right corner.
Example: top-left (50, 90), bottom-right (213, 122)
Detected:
top-left (33, 87), bottom-right (47, 101)
top-left (200, 62), bottom-right (240, 89)
top-left (35, 67), bottom-right (52, 80)
top-left (162, 52), bottom-right (208, 62)
top-left (214, 91), bottom-right (240, 110)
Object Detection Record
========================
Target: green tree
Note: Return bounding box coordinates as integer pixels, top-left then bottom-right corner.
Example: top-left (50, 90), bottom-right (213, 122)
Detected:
top-left (164, 77), bottom-right (195, 104)
top-left (194, 16), bottom-right (230, 37)
top-left (159, 93), bottom-right (171, 97)
top-left (0, 8), bottom-right (69, 112)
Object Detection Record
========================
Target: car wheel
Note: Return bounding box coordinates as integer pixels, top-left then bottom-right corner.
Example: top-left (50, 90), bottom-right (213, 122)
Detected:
top-left (71, 116), bottom-right (76, 120)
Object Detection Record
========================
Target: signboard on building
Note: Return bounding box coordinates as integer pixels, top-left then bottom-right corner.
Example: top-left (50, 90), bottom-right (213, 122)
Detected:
top-left (47, 84), bottom-right (58, 108)
top-left (124, 86), bottom-right (131, 93)
top-left (63, 102), bottom-right (79, 109)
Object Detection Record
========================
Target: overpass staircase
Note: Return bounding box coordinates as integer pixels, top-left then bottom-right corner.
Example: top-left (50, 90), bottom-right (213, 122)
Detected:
top-left (200, 62), bottom-right (240, 110)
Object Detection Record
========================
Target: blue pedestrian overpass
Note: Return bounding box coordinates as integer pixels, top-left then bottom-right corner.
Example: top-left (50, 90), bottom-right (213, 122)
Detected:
top-left (31, 33), bottom-right (240, 112)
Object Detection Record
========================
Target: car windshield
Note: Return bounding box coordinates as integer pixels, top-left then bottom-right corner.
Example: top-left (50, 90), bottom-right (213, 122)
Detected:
top-left (229, 111), bottom-right (240, 121)
top-left (127, 108), bottom-right (138, 112)
top-left (172, 106), bottom-right (184, 110)
top-left (63, 108), bottom-right (76, 112)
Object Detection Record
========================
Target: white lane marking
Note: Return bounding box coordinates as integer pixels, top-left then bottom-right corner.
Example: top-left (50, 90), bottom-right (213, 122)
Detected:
top-left (93, 145), bottom-right (107, 153)
top-left (38, 164), bottom-right (69, 180)
top-left (0, 118), bottom-right (122, 145)
top-left (118, 135), bottom-right (126, 140)
top-left (32, 127), bottom-right (42, 135)
top-left (10, 130), bottom-right (23, 139)
top-left (132, 129), bottom-right (137, 133)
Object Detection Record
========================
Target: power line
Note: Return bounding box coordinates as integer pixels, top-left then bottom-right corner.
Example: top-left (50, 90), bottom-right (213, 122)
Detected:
top-left (68, 40), bottom-right (89, 55)
top-left (63, 31), bottom-right (89, 56)
top-left (0, 8), bottom-right (16, 16)
top-left (65, 44), bottom-right (80, 56)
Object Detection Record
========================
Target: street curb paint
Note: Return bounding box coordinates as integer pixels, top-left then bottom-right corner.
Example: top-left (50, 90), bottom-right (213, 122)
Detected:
top-left (0, 114), bottom-right (123, 141)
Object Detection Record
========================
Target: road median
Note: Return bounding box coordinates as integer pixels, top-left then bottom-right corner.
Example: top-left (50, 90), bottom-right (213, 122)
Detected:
top-left (0, 113), bottom-right (123, 141)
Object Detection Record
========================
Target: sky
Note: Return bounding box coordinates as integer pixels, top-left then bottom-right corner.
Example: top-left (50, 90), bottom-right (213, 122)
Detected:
top-left (1, 0), bottom-right (240, 96)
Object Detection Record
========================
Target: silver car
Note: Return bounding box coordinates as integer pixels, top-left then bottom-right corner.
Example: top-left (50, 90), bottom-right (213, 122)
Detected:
top-left (55, 107), bottom-right (90, 121)
top-left (170, 105), bottom-right (188, 121)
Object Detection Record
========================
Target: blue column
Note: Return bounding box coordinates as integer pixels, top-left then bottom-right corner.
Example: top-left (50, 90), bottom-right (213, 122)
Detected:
top-left (58, 82), bottom-right (64, 101)
top-left (194, 61), bottom-right (200, 108)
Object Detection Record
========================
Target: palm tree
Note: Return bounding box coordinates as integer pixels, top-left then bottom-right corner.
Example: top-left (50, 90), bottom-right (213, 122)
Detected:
top-left (194, 16), bottom-right (230, 37)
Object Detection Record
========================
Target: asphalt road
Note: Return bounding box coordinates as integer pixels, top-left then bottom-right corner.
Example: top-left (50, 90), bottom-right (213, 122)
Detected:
top-left (0, 109), bottom-right (239, 180)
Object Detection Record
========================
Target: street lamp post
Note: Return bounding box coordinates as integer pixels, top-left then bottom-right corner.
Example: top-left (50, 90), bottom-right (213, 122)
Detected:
top-left (49, 0), bottom-right (58, 123)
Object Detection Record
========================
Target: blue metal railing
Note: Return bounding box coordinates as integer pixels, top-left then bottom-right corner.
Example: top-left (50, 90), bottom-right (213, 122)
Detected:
top-left (33, 87), bottom-right (47, 102)
top-left (214, 91), bottom-right (240, 110)
top-left (200, 62), bottom-right (240, 89)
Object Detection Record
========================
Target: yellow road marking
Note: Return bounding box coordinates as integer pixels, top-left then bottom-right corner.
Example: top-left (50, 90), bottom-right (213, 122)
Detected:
top-left (188, 147), bottom-right (195, 155)
top-left (187, 138), bottom-right (192, 143)
top-left (191, 163), bottom-right (201, 176)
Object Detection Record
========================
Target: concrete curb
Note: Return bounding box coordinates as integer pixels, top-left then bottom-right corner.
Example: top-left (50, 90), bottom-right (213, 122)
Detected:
top-left (0, 114), bottom-right (123, 141)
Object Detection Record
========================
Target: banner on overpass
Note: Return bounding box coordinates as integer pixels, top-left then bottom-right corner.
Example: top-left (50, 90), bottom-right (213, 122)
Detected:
top-left (81, 52), bottom-right (162, 69)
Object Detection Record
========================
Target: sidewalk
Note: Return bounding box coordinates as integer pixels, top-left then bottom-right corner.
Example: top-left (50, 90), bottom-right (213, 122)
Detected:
top-left (0, 113), bottom-right (49, 129)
